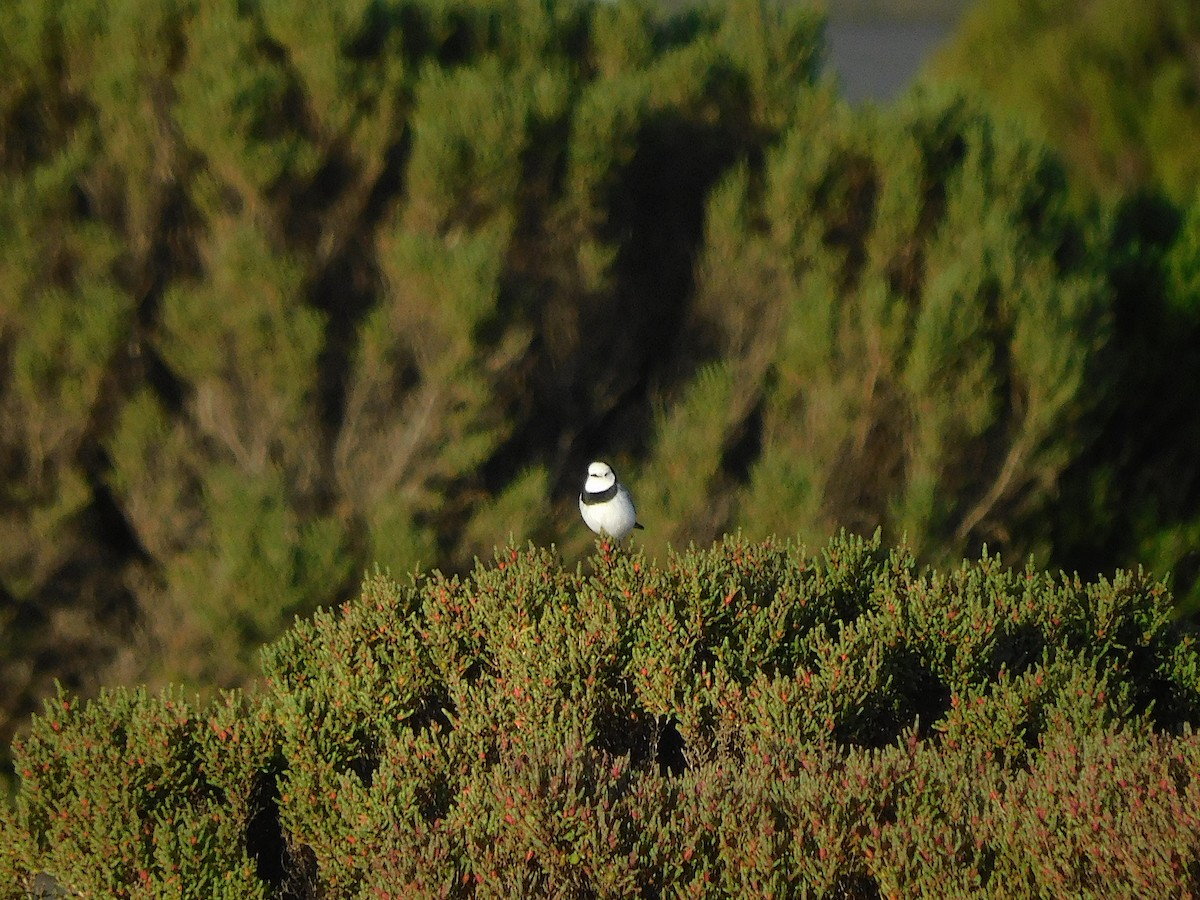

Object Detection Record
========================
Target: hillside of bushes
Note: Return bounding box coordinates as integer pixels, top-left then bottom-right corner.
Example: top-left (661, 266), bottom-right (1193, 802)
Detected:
top-left (4, 0), bottom-right (1200, 853)
top-left (927, 0), bottom-right (1200, 206)
top-left (926, 0), bottom-right (1200, 610)
top-left (3, 533), bottom-right (1198, 896)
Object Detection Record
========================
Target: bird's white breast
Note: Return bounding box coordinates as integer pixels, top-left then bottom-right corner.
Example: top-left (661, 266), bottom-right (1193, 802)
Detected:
top-left (579, 486), bottom-right (638, 539)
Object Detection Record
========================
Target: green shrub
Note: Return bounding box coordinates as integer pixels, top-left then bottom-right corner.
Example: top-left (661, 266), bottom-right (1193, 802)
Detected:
top-left (922, 0), bottom-right (1200, 615)
top-left (5, 0), bottom-right (1200, 851)
top-left (926, 0), bottom-right (1200, 207)
top-left (0, 0), bottom-right (826, 743)
top-left (6, 533), bottom-right (1199, 897)
top-left (10, 686), bottom-right (275, 897)
top-left (644, 89), bottom-right (1110, 572)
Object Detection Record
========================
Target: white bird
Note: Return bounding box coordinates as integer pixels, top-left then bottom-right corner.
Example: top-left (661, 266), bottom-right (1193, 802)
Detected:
top-left (579, 461), bottom-right (644, 540)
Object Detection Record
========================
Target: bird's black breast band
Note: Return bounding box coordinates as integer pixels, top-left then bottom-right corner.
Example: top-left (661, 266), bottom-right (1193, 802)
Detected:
top-left (580, 485), bottom-right (618, 505)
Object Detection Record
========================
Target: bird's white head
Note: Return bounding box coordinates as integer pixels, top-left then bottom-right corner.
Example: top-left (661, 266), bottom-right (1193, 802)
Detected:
top-left (584, 461), bottom-right (616, 492)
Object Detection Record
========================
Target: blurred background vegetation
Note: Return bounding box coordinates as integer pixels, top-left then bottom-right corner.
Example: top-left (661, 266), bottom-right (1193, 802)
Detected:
top-left (2, 0), bottom-right (1199, 793)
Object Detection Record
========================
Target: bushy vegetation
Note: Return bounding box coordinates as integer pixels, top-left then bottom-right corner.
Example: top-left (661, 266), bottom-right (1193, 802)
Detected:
top-left (927, 0), bottom-right (1200, 205)
top-left (0, 0), bottom-right (826, 767)
top-left (4, 0), bottom-right (1200, 843)
top-left (3, 533), bottom-right (1199, 896)
top-left (645, 90), bottom-right (1108, 568)
top-left (926, 0), bottom-right (1200, 619)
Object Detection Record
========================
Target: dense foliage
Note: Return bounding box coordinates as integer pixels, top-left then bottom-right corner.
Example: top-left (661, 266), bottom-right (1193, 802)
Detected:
top-left (4, 0), bottom-right (1200, 819)
top-left (3, 533), bottom-right (1199, 897)
top-left (927, 0), bottom-right (1200, 205)
top-left (0, 0), bottom-right (826, 763)
top-left (927, 0), bottom-right (1200, 622)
